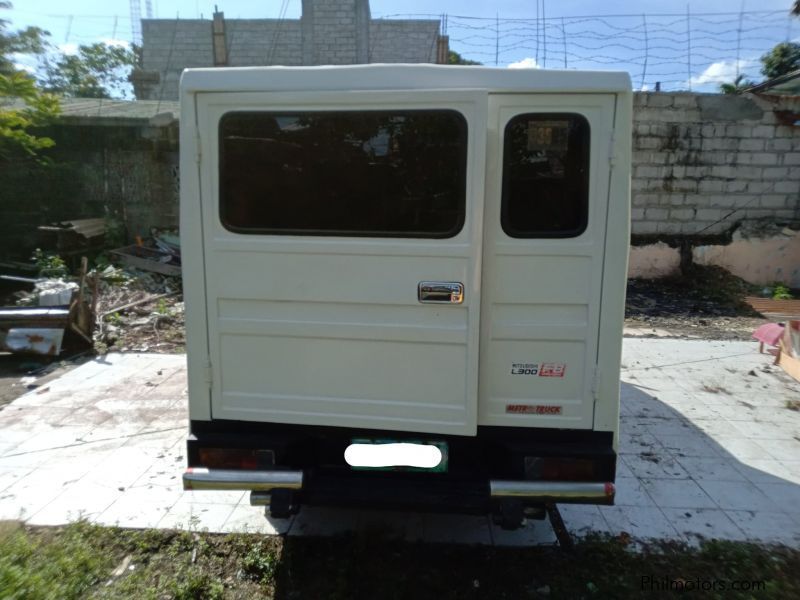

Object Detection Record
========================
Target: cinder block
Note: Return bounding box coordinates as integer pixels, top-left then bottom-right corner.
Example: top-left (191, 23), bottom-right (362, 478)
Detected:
top-left (750, 153), bottom-right (779, 166)
top-left (724, 180), bottom-right (748, 193)
top-left (774, 180), bottom-right (800, 194)
top-left (695, 208), bottom-right (723, 221)
top-left (672, 94), bottom-right (699, 109)
top-left (725, 124), bottom-right (751, 137)
top-left (751, 125), bottom-right (776, 138)
top-left (645, 207), bottom-right (669, 220)
top-left (709, 165), bottom-right (736, 179)
top-left (762, 167), bottom-right (790, 179)
top-left (783, 153), bottom-right (800, 165)
top-left (698, 180), bottom-right (725, 193)
top-left (759, 195), bottom-right (788, 208)
top-left (635, 137), bottom-right (662, 150)
top-left (646, 94), bottom-right (674, 108)
top-left (656, 221), bottom-right (682, 234)
top-left (669, 208), bottom-right (695, 221)
top-left (765, 138), bottom-right (793, 152)
top-left (738, 138), bottom-right (765, 151)
top-left (632, 221), bottom-right (661, 234)
top-left (632, 193), bottom-right (660, 206)
top-left (636, 165), bottom-right (663, 179)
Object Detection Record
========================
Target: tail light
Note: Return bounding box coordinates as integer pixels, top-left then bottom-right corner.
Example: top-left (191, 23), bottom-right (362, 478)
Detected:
top-left (197, 448), bottom-right (274, 470)
top-left (524, 456), bottom-right (599, 481)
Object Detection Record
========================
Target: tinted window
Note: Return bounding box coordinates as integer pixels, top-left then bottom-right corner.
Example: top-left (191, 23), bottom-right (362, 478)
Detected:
top-left (501, 113), bottom-right (590, 238)
top-left (219, 110), bottom-right (468, 237)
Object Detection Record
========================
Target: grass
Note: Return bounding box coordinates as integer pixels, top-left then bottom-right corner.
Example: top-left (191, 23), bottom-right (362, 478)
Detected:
top-left (0, 521), bottom-right (799, 599)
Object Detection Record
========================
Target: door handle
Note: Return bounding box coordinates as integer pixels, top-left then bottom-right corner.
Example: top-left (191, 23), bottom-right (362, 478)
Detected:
top-left (418, 282), bottom-right (464, 304)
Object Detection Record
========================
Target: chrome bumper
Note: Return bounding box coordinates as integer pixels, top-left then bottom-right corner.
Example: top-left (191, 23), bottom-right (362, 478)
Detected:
top-left (183, 468), bottom-right (304, 491)
top-left (490, 480), bottom-right (615, 503)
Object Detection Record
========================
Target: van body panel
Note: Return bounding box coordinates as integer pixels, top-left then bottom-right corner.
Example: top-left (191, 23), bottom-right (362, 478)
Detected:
top-left (196, 90), bottom-right (487, 435)
top-left (478, 94), bottom-right (616, 430)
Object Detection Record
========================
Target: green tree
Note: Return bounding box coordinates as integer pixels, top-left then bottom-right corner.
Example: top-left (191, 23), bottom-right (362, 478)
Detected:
top-left (760, 41), bottom-right (800, 79)
top-left (0, 2), bottom-right (59, 161)
top-left (719, 74), bottom-right (755, 94)
top-left (0, 1), bottom-right (49, 76)
top-left (448, 50), bottom-right (481, 65)
top-left (41, 42), bottom-right (138, 99)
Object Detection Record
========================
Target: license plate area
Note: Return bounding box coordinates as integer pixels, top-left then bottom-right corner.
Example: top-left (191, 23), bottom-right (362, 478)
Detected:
top-left (345, 439), bottom-right (449, 472)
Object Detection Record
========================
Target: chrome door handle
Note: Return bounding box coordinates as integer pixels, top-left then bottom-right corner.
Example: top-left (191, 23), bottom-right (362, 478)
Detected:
top-left (418, 282), bottom-right (464, 304)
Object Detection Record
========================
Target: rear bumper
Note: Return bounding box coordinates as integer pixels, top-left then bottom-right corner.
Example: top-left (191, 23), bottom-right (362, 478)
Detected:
top-left (183, 467), bottom-right (304, 491)
top-left (184, 419), bottom-right (617, 514)
top-left (183, 467), bottom-right (615, 506)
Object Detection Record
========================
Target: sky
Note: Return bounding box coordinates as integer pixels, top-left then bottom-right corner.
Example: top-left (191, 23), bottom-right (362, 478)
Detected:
top-left (5, 0), bottom-right (799, 93)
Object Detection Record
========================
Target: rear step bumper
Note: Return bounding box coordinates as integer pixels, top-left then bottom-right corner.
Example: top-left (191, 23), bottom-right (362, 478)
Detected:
top-left (490, 480), bottom-right (615, 503)
top-left (183, 467), bottom-right (304, 491)
top-left (183, 468), bottom-right (614, 506)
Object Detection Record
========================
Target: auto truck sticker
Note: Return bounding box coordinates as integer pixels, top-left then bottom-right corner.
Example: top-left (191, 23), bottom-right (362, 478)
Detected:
top-left (510, 362), bottom-right (566, 377)
top-left (505, 404), bottom-right (563, 415)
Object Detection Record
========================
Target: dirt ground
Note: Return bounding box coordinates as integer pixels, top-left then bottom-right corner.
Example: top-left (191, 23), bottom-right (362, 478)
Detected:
top-left (624, 265), bottom-right (771, 341)
top-left (0, 353), bottom-right (89, 410)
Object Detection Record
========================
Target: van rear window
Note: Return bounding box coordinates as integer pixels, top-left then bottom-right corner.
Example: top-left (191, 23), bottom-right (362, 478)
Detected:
top-left (219, 110), bottom-right (468, 237)
top-left (501, 113), bottom-right (590, 238)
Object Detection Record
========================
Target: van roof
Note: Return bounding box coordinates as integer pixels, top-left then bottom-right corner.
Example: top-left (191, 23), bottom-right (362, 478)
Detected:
top-left (180, 64), bottom-right (632, 95)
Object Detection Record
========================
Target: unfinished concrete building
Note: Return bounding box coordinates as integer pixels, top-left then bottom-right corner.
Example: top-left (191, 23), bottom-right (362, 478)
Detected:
top-left (132, 0), bottom-right (448, 100)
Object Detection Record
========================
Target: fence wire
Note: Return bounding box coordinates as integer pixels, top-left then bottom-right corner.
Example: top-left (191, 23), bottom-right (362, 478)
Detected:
top-left (9, 7), bottom-right (798, 92)
top-left (383, 9), bottom-right (795, 91)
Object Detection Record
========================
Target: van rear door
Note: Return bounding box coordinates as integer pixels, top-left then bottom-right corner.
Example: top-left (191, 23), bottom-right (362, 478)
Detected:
top-left (479, 94), bottom-right (616, 429)
top-left (196, 91), bottom-right (487, 436)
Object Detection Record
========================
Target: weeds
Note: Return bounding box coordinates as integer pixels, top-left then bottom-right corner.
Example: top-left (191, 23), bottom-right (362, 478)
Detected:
top-left (772, 283), bottom-right (794, 300)
top-left (31, 248), bottom-right (68, 278)
top-left (242, 541), bottom-right (277, 583)
top-left (1, 521), bottom-right (798, 599)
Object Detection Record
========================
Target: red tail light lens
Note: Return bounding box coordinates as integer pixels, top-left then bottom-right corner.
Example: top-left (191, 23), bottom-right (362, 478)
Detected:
top-left (198, 448), bottom-right (273, 470)
top-left (524, 457), bottom-right (598, 481)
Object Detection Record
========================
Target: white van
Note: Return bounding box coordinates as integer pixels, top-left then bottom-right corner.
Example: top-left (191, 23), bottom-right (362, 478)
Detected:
top-left (180, 65), bottom-right (631, 529)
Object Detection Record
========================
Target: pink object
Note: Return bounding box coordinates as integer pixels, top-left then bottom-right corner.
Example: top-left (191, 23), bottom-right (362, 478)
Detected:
top-left (752, 323), bottom-right (785, 348)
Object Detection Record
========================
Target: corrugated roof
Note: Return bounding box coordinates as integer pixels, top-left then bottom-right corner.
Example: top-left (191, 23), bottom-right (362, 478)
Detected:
top-left (56, 98), bottom-right (180, 120)
top-left (4, 97), bottom-right (180, 125)
top-left (746, 69), bottom-right (800, 96)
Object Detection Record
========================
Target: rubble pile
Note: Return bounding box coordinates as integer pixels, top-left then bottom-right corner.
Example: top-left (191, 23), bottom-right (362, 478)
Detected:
top-left (94, 265), bottom-right (184, 354)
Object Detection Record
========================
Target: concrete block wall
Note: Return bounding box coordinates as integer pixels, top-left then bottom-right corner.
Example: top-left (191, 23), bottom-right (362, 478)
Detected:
top-left (368, 20), bottom-right (439, 63)
top-left (302, 0), bottom-right (367, 64)
top-left (137, 0), bottom-right (441, 101)
top-left (632, 92), bottom-right (800, 236)
top-left (140, 20), bottom-right (215, 101)
top-left (225, 20), bottom-right (303, 67)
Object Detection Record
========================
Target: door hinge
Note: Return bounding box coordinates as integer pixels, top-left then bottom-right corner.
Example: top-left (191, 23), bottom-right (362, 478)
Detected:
top-left (608, 134), bottom-right (617, 168)
top-left (591, 366), bottom-right (601, 402)
top-left (194, 129), bottom-right (202, 164)
top-left (203, 359), bottom-right (212, 388)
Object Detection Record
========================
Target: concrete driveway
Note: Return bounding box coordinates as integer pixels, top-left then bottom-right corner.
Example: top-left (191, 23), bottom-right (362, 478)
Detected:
top-left (1, 338), bottom-right (799, 547)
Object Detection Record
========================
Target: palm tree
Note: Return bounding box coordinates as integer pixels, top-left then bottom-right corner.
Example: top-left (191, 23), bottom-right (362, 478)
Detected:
top-left (719, 74), bottom-right (754, 94)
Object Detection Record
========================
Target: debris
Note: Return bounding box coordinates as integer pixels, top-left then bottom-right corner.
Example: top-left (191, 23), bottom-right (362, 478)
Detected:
top-left (745, 297), bottom-right (800, 320)
top-left (752, 322), bottom-right (785, 355)
top-left (0, 257), bottom-right (96, 356)
top-left (626, 265), bottom-right (765, 340)
top-left (93, 264), bottom-right (184, 354)
top-left (776, 320), bottom-right (800, 383)
top-left (110, 245), bottom-right (181, 277)
top-left (1, 328), bottom-right (64, 355)
top-left (37, 218), bottom-right (107, 259)
top-left (99, 291), bottom-right (178, 320)
top-left (33, 279), bottom-right (79, 307)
